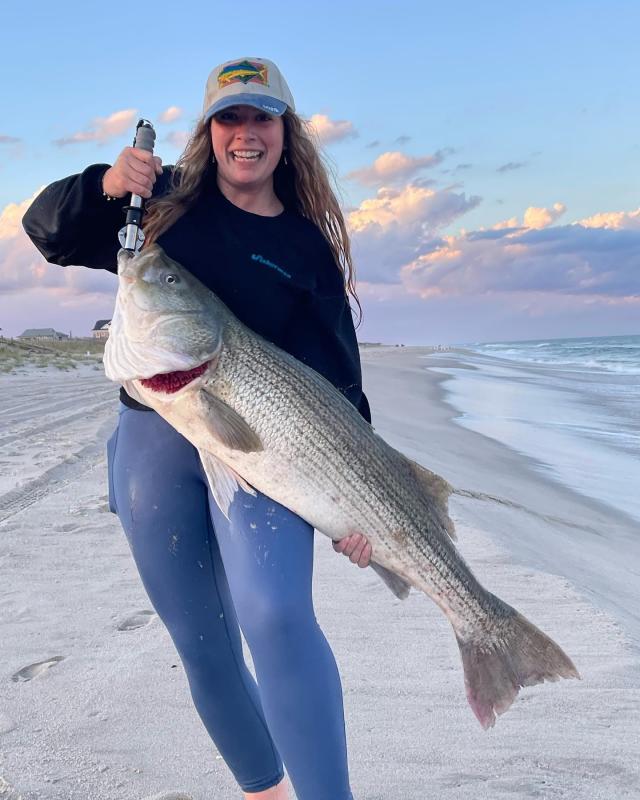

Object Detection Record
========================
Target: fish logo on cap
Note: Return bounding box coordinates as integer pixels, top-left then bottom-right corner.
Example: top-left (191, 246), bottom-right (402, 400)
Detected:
top-left (218, 60), bottom-right (269, 88)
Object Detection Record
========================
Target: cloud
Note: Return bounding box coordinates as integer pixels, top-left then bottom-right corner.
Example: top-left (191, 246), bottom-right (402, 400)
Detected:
top-left (53, 109), bottom-right (138, 147)
top-left (486, 203), bottom-right (566, 232)
top-left (347, 183), bottom-right (481, 283)
top-left (523, 203), bottom-right (566, 229)
top-left (347, 149), bottom-right (452, 186)
top-left (497, 161), bottom-right (527, 173)
top-left (366, 140), bottom-right (380, 149)
top-left (306, 114), bottom-right (357, 144)
top-left (349, 184), bottom-right (478, 232)
top-left (164, 130), bottom-right (190, 149)
top-left (394, 135), bottom-right (411, 145)
top-left (0, 135), bottom-right (21, 144)
top-left (158, 106), bottom-right (183, 124)
top-left (399, 208), bottom-right (640, 300)
top-left (577, 208), bottom-right (640, 230)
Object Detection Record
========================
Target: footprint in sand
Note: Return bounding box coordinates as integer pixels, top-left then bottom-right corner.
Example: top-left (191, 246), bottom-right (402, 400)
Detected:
top-left (53, 522), bottom-right (81, 532)
top-left (11, 656), bottom-right (65, 682)
top-left (117, 610), bottom-right (157, 631)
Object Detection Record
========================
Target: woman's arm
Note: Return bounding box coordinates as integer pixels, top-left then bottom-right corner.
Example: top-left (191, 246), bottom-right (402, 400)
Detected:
top-left (22, 164), bottom-right (126, 272)
top-left (22, 149), bottom-right (169, 272)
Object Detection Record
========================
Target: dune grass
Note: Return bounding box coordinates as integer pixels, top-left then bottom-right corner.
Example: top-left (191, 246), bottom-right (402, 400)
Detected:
top-left (0, 337), bottom-right (106, 374)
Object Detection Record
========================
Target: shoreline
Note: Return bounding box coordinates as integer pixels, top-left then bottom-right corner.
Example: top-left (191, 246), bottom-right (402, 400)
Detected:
top-left (360, 345), bottom-right (640, 646)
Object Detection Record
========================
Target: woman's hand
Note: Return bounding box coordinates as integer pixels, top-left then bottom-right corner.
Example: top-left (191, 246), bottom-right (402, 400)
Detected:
top-left (102, 146), bottom-right (163, 199)
top-left (332, 533), bottom-right (372, 568)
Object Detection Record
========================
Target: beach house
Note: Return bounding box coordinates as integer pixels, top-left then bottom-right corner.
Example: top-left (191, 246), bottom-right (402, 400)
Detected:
top-left (92, 320), bottom-right (111, 339)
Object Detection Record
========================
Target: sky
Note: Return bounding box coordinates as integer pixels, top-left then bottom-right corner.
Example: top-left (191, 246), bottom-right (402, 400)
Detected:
top-left (1, 0), bottom-right (639, 344)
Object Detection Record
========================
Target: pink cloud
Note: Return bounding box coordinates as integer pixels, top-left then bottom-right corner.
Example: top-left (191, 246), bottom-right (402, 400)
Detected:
top-left (347, 150), bottom-right (450, 186)
top-left (347, 183), bottom-right (481, 283)
top-left (400, 211), bottom-right (640, 300)
top-left (306, 114), bottom-right (356, 144)
top-left (577, 207), bottom-right (640, 230)
top-left (158, 106), bottom-right (183, 124)
top-left (53, 109), bottom-right (138, 147)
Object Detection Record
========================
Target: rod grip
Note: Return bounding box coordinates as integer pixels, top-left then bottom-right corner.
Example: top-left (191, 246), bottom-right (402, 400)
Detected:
top-left (133, 122), bottom-right (156, 154)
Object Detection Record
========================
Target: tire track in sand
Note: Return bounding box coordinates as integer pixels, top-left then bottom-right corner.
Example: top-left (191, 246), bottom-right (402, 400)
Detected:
top-left (0, 399), bottom-right (116, 450)
top-left (0, 386), bottom-right (114, 428)
top-left (0, 418), bottom-right (115, 523)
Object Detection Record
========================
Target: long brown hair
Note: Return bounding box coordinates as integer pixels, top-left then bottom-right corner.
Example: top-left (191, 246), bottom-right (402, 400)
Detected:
top-left (143, 110), bottom-right (362, 322)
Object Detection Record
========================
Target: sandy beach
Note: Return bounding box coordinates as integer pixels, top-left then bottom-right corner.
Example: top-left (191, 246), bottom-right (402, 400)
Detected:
top-left (1, 348), bottom-right (639, 799)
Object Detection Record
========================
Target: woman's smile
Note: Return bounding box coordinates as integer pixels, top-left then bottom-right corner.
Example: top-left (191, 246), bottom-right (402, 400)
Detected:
top-left (230, 149), bottom-right (263, 161)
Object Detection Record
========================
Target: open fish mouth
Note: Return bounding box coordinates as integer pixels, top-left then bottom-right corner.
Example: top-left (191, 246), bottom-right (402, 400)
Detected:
top-left (139, 361), bottom-right (210, 394)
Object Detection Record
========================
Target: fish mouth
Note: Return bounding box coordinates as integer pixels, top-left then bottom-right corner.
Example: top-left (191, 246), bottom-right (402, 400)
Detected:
top-left (139, 361), bottom-right (210, 394)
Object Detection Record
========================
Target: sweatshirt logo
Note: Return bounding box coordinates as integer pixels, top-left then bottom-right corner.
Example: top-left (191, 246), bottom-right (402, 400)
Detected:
top-left (251, 253), bottom-right (291, 279)
top-left (218, 60), bottom-right (269, 88)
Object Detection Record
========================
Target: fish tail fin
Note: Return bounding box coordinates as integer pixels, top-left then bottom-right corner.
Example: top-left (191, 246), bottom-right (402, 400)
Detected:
top-left (456, 607), bottom-right (580, 729)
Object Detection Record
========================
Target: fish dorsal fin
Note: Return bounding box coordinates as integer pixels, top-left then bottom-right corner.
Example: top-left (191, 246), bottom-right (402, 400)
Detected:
top-left (197, 390), bottom-right (263, 453)
top-left (408, 458), bottom-right (457, 541)
top-left (370, 562), bottom-right (412, 600)
top-left (199, 449), bottom-right (257, 519)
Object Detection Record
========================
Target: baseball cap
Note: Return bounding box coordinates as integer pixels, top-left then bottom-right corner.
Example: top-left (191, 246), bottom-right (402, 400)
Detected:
top-left (203, 57), bottom-right (296, 121)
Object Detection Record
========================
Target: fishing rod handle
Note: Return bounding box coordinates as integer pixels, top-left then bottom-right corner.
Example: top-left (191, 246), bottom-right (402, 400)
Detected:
top-left (123, 119), bottom-right (156, 251)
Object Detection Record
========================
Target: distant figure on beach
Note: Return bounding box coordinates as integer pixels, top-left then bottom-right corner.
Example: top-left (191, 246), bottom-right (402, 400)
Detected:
top-left (23, 57), bottom-right (373, 800)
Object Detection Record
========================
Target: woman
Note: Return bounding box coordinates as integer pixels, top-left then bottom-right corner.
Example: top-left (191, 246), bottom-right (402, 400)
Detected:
top-left (23, 57), bottom-right (373, 800)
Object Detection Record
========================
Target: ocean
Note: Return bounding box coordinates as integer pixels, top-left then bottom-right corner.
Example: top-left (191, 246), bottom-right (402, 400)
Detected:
top-left (424, 334), bottom-right (640, 523)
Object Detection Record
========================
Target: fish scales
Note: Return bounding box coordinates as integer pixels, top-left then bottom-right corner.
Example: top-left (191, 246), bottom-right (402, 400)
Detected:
top-left (104, 245), bottom-right (580, 730)
top-left (216, 323), bottom-right (498, 631)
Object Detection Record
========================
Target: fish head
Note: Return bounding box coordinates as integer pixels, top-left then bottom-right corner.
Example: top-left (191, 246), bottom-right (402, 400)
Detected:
top-left (104, 244), bottom-right (223, 384)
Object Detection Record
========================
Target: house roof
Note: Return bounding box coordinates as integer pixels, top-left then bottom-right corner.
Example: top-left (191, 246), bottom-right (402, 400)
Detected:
top-left (92, 319), bottom-right (112, 331)
top-left (18, 328), bottom-right (68, 338)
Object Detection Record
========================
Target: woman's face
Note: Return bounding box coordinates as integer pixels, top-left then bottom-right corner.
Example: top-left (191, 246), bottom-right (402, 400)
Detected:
top-left (210, 105), bottom-right (285, 192)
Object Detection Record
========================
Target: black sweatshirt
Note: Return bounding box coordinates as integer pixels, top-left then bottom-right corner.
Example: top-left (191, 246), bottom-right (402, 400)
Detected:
top-left (22, 163), bottom-right (371, 422)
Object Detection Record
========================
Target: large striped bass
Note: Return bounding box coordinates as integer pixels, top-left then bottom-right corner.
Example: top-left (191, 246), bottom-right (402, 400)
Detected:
top-left (104, 245), bottom-right (579, 729)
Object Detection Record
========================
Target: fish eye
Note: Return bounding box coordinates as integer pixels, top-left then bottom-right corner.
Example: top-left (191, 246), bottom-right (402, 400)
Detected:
top-left (165, 274), bottom-right (180, 285)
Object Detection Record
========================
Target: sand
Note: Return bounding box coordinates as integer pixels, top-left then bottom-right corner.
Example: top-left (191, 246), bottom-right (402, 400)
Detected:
top-left (1, 350), bottom-right (638, 799)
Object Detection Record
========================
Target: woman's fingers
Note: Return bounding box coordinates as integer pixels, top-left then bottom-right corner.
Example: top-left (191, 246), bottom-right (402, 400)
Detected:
top-left (332, 533), bottom-right (372, 568)
top-left (126, 150), bottom-right (157, 196)
top-left (104, 147), bottom-right (161, 198)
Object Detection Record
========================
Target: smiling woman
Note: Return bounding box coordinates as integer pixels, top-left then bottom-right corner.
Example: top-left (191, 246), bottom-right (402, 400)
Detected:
top-left (22, 55), bottom-right (372, 800)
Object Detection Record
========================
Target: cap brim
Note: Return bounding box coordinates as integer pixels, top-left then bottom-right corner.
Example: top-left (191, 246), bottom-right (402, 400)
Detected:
top-left (204, 94), bottom-right (287, 121)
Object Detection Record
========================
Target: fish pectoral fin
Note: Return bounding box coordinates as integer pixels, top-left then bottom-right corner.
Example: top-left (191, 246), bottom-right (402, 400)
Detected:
top-left (370, 562), bottom-right (412, 600)
top-left (198, 390), bottom-right (263, 452)
top-left (198, 449), bottom-right (257, 519)
top-left (408, 458), bottom-right (457, 541)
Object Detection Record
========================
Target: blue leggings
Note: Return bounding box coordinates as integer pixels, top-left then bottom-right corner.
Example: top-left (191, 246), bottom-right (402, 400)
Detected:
top-left (107, 404), bottom-right (353, 799)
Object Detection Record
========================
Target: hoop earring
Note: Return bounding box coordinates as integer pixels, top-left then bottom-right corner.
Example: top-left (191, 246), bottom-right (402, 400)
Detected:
top-left (211, 153), bottom-right (216, 164)
top-left (283, 153), bottom-right (288, 166)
